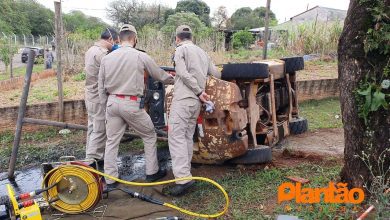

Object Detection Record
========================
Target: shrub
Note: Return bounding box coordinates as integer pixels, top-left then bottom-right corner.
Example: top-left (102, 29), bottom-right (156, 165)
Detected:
top-left (73, 72), bottom-right (86, 81)
top-left (232, 30), bottom-right (255, 49)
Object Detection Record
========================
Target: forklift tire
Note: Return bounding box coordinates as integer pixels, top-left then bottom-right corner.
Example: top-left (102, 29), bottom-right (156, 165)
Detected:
top-left (289, 117), bottom-right (308, 135)
top-left (281, 57), bottom-right (304, 73)
top-left (228, 146), bottom-right (272, 164)
top-left (221, 63), bottom-right (269, 80)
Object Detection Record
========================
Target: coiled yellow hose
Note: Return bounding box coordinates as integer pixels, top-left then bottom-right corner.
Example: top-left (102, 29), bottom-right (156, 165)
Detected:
top-left (43, 165), bottom-right (229, 218)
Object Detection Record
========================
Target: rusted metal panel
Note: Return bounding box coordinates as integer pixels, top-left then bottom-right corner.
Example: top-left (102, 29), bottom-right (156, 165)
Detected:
top-left (192, 76), bottom-right (248, 164)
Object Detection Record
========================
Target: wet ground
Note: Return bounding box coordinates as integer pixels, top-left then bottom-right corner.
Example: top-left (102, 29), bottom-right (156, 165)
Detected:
top-left (0, 128), bottom-right (345, 197)
top-left (0, 148), bottom-right (172, 196)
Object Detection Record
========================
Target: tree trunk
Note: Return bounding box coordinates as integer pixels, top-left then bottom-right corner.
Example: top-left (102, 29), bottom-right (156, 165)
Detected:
top-left (339, 0), bottom-right (389, 191)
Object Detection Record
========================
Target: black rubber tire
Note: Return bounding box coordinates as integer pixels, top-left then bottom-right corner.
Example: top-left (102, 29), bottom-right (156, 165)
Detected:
top-left (228, 146), bottom-right (272, 164)
top-left (221, 63), bottom-right (269, 80)
top-left (289, 117), bottom-right (308, 135)
top-left (281, 57), bottom-right (304, 73)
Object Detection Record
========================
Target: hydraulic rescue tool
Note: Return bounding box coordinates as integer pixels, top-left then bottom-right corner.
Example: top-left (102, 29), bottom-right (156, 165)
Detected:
top-left (1, 158), bottom-right (229, 219)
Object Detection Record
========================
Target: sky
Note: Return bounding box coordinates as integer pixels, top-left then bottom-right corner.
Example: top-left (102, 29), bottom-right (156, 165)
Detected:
top-left (36, 0), bottom-right (351, 25)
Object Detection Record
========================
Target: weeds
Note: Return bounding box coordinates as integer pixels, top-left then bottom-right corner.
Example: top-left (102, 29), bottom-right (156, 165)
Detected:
top-left (276, 21), bottom-right (343, 57)
top-left (73, 72), bottom-right (86, 81)
top-left (176, 163), bottom-right (353, 219)
top-left (358, 148), bottom-right (390, 218)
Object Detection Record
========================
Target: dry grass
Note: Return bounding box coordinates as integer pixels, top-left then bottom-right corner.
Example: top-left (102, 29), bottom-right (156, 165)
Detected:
top-left (0, 58), bottom-right (338, 108)
top-left (0, 76), bottom-right (84, 107)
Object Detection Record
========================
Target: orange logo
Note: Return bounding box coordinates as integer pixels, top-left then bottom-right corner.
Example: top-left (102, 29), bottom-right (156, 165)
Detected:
top-left (278, 182), bottom-right (365, 204)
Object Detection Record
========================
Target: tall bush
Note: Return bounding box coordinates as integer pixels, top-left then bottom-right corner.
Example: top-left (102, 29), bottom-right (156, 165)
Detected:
top-left (232, 30), bottom-right (254, 49)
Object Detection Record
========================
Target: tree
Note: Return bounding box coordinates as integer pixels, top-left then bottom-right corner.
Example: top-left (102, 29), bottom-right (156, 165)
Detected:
top-left (211, 6), bottom-right (228, 29)
top-left (161, 12), bottom-right (206, 36)
top-left (17, 0), bottom-right (54, 35)
top-left (175, 0), bottom-right (211, 26)
top-left (0, 0), bottom-right (30, 34)
top-left (0, 38), bottom-right (17, 77)
top-left (253, 7), bottom-right (277, 26)
top-left (230, 7), bottom-right (278, 30)
top-left (107, 0), bottom-right (170, 28)
top-left (230, 7), bottom-right (257, 30)
top-left (338, 0), bottom-right (389, 216)
top-left (64, 11), bottom-right (106, 33)
top-left (163, 8), bottom-right (175, 24)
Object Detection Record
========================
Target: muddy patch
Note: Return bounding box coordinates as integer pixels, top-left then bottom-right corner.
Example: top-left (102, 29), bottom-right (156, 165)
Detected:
top-left (0, 148), bottom-right (172, 197)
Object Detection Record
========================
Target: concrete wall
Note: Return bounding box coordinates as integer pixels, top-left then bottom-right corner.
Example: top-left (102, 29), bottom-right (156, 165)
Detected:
top-left (297, 78), bottom-right (339, 102)
top-left (0, 100), bottom-right (87, 132)
top-left (0, 70), bottom-right (56, 92)
top-left (0, 78), bottom-right (339, 132)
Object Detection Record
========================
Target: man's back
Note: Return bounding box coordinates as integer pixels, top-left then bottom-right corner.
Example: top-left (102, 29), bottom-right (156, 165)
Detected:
top-left (85, 43), bottom-right (108, 103)
top-left (173, 41), bottom-right (213, 101)
top-left (101, 45), bottom-right (145, 97)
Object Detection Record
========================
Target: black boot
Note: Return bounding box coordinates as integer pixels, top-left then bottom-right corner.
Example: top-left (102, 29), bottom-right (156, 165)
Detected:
top-left (145, 169), bottom-right (167, 182)
top-left (163, 180), bottom-right (195, 196)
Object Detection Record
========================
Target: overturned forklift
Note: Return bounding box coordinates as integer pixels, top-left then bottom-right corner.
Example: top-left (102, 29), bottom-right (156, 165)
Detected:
top-left (147, 57), bottom-right (307, 165)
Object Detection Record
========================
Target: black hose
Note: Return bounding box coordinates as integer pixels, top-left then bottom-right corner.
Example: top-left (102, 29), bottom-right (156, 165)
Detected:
top-left (118, 188), bottom-right (164, 206)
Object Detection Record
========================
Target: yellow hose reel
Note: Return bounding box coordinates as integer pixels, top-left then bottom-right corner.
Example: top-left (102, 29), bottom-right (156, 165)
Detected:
top-left (42, 162), bottom-right (230, 219)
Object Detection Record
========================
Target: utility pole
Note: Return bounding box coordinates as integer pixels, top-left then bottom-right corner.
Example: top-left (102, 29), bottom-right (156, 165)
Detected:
top-left (54, 0), bottom-right (64, 122)
top-left (262, 0), bottom-right (271, 60)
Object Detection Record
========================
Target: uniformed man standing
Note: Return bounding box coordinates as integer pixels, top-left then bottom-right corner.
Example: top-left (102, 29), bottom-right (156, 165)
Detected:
top-left (98, 24), bottom-right (174, 186)
top-left (166, 25), bottom-right (220, 196)
top-left (85, 28), bottom-right (119, 168)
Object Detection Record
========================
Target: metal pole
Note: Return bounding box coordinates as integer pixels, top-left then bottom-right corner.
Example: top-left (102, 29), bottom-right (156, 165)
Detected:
top-left (22, 118), bottom-right (168, 141)
top-left (54, 0), bottom-right (64, 122)
top-left (262, 0), bottom-right (271, 60)
top-left (8, 50), bottom-right (36, 179)
top-left (31, 34), bottom-right (35, 46)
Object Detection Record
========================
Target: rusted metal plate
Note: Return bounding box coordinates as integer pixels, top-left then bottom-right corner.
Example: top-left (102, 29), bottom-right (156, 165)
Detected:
top-left (165, 76), bottom-right (248, 164)
top-left (193, 76), bottom-right (248, 164)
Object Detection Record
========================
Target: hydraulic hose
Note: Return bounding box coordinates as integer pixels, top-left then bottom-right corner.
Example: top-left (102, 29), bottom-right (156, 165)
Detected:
top-left (43, 165), bottom-right (229, 219)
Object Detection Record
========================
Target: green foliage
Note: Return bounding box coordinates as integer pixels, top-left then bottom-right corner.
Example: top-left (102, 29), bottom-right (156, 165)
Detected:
top-left (0, 38), bottom-right (18, 74)
top-left (161, 12), bottom-right (207, 36)
top-left (17, 0), bottom-right (54, 35)
top-left (355, 0), bottom-right (390, 125)
top-left (0, 0), bottom-right (30, 34)
top-left (356, 75), bottom-right (389, 125)
top-left (73, 72), bottom-right (86, 81)
top-left (230, 7), bottom-right (277, 30)
top-left (360, 0), bottom-right (390, 55)
top-left (64, 11), bottom-right (106, 33)
top-left (232, 30), bottom-right (254, 49)
top-left (175, 0), bottom-right (211, 26)
top-left (163, 8), bottom-right (175, 24)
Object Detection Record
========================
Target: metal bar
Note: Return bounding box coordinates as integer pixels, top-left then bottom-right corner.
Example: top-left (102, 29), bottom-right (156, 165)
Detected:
top-left (8, 50), bottom-right (36, 179)
top-left (262, 0), bottom-right (271, 59)
top-left (269, 74), bottom-right (279, 141)
top-left (286, 74), bottom-right (293, 121)
top-left (22, 118), bottom-right (168, 142)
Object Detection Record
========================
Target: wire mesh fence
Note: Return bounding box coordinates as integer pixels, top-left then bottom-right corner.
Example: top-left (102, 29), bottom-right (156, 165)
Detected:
top-left (0, 33), bottom-right (55, 48)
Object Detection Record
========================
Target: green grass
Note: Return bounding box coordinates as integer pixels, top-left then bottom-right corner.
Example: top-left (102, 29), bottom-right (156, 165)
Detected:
top-left (0, 64), bottom-right (46, 81)
top-left (177, 163), bottom-right (361, 219)
top-left (300, 98), bottom-right (342, 130)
